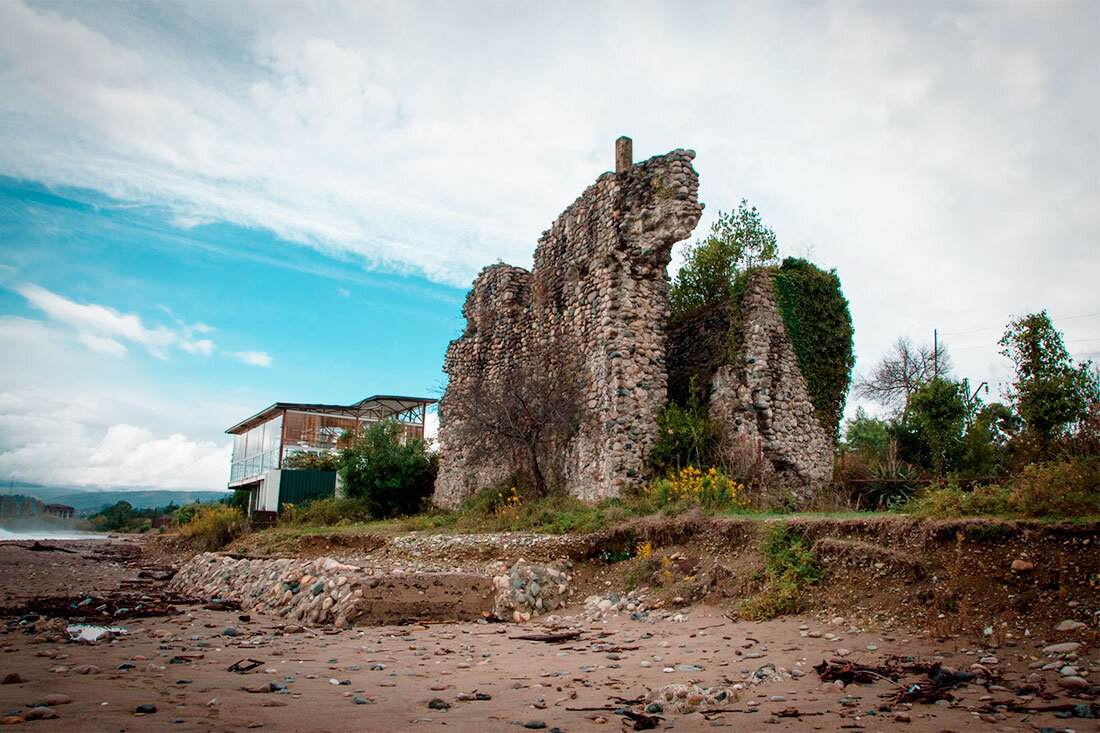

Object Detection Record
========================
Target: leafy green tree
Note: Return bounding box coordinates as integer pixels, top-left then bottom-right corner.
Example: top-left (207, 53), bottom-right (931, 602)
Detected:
top-left (340, 419), bottom-right (438, 518)
top-left (842, 408), bottom-right (890, 458)
top-left (958, 403), bottom-right (1018, 477)
top-left (670, 199), bottom-right (778, 319)
top-left (906, 378), bottom-right (967, 476)
top-left (999, 311), bottom-right (1099, 449)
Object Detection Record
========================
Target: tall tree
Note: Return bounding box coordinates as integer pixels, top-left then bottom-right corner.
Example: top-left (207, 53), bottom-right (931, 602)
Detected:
top-left (854, 337), bottom-right (952, 425)
top-left (998, 311), bottom-right (1099, 448)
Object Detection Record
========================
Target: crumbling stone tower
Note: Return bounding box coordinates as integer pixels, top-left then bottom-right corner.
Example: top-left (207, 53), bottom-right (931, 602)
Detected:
top-left (434, 139), bottom-right (704, 508)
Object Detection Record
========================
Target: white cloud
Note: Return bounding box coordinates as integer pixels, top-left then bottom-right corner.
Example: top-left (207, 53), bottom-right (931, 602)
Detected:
top-left (0, 316), bottom-right (239, 490)
top-left (179, 339), bottom-right (215, 356)
top-left (0, 0), bottom-right (1096, 417)
top-left (18, 283), bottom-right (176, 356)
top-left (230, 350), bottom-right (272, 368)
top-left (77, 332), bottom-right (128, 358)
top-left (16, 283), bottom-right (240, 362)
top-left (337, 288), bottom-right (350, 297)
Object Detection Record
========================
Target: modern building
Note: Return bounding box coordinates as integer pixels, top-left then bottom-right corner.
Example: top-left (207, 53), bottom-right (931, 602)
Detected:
top-left (226, 395), bottom-right (435, 522)
top-left (42, 503), bottom-right (75, 519)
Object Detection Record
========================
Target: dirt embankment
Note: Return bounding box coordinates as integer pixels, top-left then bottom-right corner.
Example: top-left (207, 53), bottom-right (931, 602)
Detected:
top-left (223, 515), bottom-right (1099, 634)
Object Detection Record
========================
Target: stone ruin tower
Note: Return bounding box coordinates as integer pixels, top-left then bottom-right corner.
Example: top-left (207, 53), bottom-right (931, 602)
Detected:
top-left (434, 139), bottom-right (835, 508)
top-left (434, 139), bottom-right (704, 508)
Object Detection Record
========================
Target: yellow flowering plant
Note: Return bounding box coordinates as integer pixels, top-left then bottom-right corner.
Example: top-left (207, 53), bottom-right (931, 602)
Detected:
top-left (643, 465), bottom-right (750, 510)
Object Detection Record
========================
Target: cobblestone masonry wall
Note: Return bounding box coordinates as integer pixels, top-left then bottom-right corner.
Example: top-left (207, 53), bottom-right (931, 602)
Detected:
top-left (708, 271), bottom-right (833, 502)
top-left (434, 146), bottom-right (704, 507)
top-left (435, 145), bottom-right (832, 507)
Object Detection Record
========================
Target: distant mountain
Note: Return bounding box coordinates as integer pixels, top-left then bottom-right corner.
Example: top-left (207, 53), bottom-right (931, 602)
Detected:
top-left (4, 482), bottom-right (229, 514)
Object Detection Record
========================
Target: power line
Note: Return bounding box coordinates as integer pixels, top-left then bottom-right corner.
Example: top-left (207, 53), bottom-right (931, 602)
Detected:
top-left (939, 311), bottom-right (1100, 337)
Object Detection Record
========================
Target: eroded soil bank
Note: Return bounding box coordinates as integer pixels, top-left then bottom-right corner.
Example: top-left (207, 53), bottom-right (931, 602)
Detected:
top-left (0, 517), bottom-right (1096, 732)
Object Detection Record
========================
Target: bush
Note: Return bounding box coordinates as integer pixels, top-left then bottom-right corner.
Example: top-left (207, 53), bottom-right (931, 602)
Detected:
top-left (906, 457), bottom-right (1099, 518)
top-left (281, 497), bottom-right (375, 526)
top-left (740, 521), bottom-right (823, 620)
top-left (1008, 457), bottom-right (1099, 517)
top-left (906, 483), bottom-right (1012, 518)
top-left (649, 399), bottom-right (720, 473)
top-left (340, 420), bottom-right (438, 519)
top-left (176, 505), bottom-right (246, 551)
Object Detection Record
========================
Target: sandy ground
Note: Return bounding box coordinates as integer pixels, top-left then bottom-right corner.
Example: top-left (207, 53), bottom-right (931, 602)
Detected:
top-left (0, 539), bottom-right (1095, 732)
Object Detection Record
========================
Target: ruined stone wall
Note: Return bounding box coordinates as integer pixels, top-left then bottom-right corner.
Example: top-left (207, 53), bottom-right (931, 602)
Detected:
top-left (434, 147), bottom-right (704, 508)
top-left (708, 272), bottom-right (833, 501)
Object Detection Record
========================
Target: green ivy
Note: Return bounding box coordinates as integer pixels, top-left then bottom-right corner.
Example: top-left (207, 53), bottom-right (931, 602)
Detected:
top-left (770, 258), bottom-right (855, 438)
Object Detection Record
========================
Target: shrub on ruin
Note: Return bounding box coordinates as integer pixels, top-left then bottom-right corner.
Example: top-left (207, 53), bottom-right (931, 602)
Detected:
top-left (670, 200), bottom-right (778, 321)
top-left (340, 419), bottom-right (437, 519)
top-left (176, 504), bottom-right (247, 551)
top-left (648, 398), bottom-right (720, 474)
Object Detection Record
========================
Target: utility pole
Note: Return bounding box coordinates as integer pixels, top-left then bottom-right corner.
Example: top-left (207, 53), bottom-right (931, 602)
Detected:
top-left (934, 329), bottom-right (939, 379)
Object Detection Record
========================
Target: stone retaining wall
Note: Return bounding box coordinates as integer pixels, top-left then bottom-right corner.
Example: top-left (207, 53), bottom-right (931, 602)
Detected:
top-left (171, 553), bottom-right (575, 627)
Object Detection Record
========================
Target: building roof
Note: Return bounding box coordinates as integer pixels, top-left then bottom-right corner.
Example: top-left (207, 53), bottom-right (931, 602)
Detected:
top-left (226, 395), bottom-right (436, 434)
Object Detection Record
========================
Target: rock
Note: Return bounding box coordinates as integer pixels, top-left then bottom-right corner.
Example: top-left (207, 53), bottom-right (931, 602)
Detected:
top-left (23, 708), bottom-right (57, 721)
top-left (135, 704), bottom-right (157, 715)
top-left (223, 627), bottom-right (240, 637)
top-left (1057, 676), bottom-right (1091, 693)
top-left (69, 665), bottom-right (100, 675)
top-left (0, 675), bottom-right (27, 685)
top-left (427, 698), bottom-right (450, 710)
top-left (835, 648), bottom-right (851, 657)
top-left (1011, 559), bottom-right (1034, 572)
top-left (351, 697), bottom-right (371, 705)
top-left (28, 695), bottom-right (70, 707)
top-left (1043, 642), bottom-right (1081, 655)
top-left (523, 722), bottom-right (547, 729)
top-left (1, 716), bottom-right (24, 725)
top-left (1056, 620), bottom-right (1086, 632)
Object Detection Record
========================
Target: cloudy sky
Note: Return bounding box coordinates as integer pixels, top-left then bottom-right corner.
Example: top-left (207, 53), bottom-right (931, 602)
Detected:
top-left (0, 0), bottom-right (1097, 492)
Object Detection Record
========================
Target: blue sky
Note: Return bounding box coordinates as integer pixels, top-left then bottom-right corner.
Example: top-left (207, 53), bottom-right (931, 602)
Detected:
top-left (0, 174), bottom-right (463, 490)
top-left (0, 0), bottom-right (1097, 491)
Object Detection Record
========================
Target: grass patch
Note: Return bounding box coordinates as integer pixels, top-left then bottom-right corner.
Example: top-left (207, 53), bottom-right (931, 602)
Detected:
top-left (739, 521), bottom-right (823, 620)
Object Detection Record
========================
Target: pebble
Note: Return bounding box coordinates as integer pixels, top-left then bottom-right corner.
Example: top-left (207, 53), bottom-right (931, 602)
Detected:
top-left (223, 627), bottom-right (240, 637)
top-left (523, 722), bottom-right (547, 730)
top-left (1057, 676), bottom-right (1091, 692)
top-left (28, 695), bottom-right (70, 707)
top-left (427, 698), bottom-right (450, 710)
top-left (24, 707), bottom-right (58, 721)
top-left (0, 674), bottom-right (27, 685)
top-left (1056, 620), bottom-right (1085, 632)
top-left (135, 704), bottom-right (157, 715)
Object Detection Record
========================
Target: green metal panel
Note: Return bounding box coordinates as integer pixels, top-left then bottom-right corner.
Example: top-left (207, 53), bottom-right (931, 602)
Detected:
top-left (278, 470), bottom-right (336, 509)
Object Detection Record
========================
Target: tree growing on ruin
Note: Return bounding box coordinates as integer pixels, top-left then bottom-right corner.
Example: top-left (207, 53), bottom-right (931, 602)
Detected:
top-left (853, 337), bottom-right (952, 426)
top-left (670, 199), bottom-right (778, 319)
top-left (441, 345), bottom-right (582, 498)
